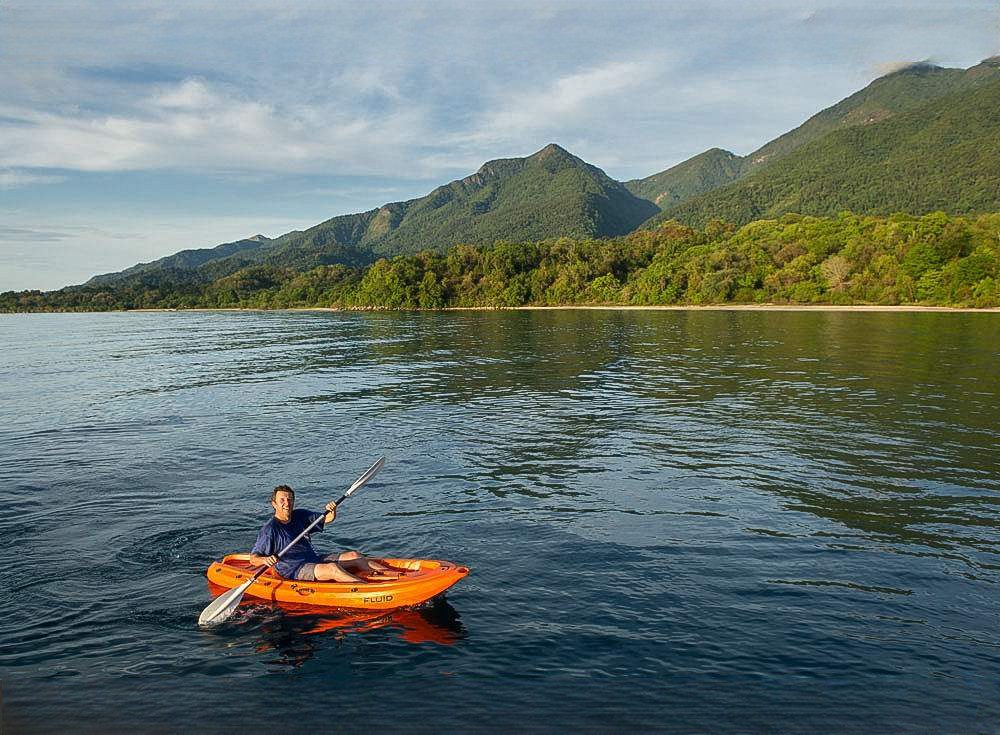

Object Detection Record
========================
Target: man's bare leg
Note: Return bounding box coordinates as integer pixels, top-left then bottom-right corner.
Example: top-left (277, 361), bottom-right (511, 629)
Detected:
top-left (336, 550), bottom-right (402, 579)
top-left (312, 561), bottom-right (364, 583)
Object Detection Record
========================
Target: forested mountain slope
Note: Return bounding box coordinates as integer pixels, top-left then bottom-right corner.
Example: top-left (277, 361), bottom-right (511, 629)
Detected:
top-left (87, 235), bottom-right (272, 286)
top-left (88, 144), bottom-right (657, 287)
top-left (648, 75), bottom-right (1000, 228)
top-left (744, 59), bottom-right (999, 169)
top-left (624, 148), bottom-right (743, 207)
top-left (629, 58), bottom-right (1000, 211)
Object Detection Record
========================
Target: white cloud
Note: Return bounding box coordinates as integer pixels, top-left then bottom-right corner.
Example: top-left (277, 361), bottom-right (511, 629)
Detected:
top-left (0, 169), bottom-right (66, 189)
top-left (153, 78), bottom-right (220, 110)
top-left (456, 59), bottom-right (664, 149)
top-left (0, 77), bottom-right (434, 176)
top-left (334, 67), bottom-right (405, 102)
top-left (1, 2), bottom-right (995, 183)
top-left (872, 59), bottom-right (938, 76)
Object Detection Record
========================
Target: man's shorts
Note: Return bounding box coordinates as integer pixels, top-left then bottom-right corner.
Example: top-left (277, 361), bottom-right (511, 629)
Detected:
top-left (294, 553), bottom-right (341, 581)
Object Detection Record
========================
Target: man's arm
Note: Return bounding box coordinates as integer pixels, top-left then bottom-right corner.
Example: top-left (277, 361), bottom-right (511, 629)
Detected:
top-left (249, 524), bottom-right (277, 567)
top-left (323, 502), bottom-right (337, 525)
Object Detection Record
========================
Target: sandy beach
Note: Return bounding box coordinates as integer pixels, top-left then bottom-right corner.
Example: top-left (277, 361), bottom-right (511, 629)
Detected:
top-left (121, 304), bottom-right (1000, 314)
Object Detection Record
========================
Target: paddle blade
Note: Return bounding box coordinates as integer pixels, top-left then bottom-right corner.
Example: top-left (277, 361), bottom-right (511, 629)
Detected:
top-left (346, 456), bottom-right (385, 497)
top-left (198, 578), bottom-right (253, 627)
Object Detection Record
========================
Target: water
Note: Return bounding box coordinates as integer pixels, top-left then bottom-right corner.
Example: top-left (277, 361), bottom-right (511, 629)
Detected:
top-left (1, 309), bottom-right (998, 733)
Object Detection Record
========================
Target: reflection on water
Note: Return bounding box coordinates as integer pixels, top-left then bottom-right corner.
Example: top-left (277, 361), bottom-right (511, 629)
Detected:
top-left (207, 594), bottom-right (467, 669)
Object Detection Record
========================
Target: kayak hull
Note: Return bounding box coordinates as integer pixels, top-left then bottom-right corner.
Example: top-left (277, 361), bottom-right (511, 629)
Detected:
top-left (205, 554), bottom-right (469, 610)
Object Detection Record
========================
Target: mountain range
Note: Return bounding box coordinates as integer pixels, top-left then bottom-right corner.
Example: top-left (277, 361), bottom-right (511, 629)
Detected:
top-left (86, 57), bottom-right (1000, 288)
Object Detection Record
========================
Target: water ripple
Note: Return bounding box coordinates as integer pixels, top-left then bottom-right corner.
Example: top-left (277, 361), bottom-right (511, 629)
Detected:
top-left (1, 310), bottom-right (998, 733)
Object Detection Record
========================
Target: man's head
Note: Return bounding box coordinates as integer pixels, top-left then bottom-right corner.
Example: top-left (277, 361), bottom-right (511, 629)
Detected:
top-left (271, 485), bottom-right (294, 522)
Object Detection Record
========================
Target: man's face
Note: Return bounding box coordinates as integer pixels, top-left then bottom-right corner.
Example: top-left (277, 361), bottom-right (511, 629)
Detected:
top-left (272, 490), bottom-right (294, 520)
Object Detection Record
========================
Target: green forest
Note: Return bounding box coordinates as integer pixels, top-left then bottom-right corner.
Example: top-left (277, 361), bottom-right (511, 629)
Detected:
top-left (4, 211), bottom-right (999, 312)
top-left (648, 76), bottom-right (1000, 229)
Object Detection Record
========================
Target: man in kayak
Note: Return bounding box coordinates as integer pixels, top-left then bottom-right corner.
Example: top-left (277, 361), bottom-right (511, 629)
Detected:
top-left (247, 485), bottom-right (400, 582)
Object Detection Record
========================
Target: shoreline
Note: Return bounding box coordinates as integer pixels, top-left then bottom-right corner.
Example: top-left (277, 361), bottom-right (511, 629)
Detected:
top-left (7, 303), bottom-right (998, 314)
top-left (463, 304), bottom-right (1000, 313)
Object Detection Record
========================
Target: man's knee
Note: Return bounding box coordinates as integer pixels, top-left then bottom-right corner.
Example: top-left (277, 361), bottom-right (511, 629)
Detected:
top-left (337, 550), bottom-right (361, 562)
top-left (313, 562), bottom-right (353, 582)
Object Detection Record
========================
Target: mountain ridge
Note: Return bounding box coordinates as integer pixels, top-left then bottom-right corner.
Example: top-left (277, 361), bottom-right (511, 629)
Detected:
top-left (647, 74), bottom-right (1000, 228)
top-left (626, 57), bottom-right (1000, 210)
top-left (80, 57), bottom-right (1000, 289)
top-left (90, 143), bottom-right (659, 286)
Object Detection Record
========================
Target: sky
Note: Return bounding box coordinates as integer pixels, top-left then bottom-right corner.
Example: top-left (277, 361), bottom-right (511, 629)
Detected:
top-left (1, 1), bottom-right (997, 291)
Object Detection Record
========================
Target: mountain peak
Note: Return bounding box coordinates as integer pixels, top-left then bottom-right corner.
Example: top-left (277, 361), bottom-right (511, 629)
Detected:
top-left (697, 147), bottom-right (739, 160)
top-left (530, 142), bottom-right (577, 161)
top-left (877, 60), bottom-right (944, 79)
top-left (624, 147), bottom-right (744, 207)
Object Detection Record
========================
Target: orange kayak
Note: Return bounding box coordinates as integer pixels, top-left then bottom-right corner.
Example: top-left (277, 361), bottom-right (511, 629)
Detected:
top-left (205, 554), bottom-right (469, 610)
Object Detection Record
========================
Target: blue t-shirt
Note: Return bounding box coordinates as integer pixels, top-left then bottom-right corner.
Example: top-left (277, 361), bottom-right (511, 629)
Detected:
top-left (251, 508), bottom-right (326, 578)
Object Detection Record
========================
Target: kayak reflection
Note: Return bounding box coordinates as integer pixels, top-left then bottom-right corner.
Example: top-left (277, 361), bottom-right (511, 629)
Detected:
top-left (207, 581), bottom-right (465, 661)
top-left (274, 597), bottom-right (465, 644)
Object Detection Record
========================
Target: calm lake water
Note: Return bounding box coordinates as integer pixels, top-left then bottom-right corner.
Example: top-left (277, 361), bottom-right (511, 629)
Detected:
top-left (1, 309), bottom-right (998, 734)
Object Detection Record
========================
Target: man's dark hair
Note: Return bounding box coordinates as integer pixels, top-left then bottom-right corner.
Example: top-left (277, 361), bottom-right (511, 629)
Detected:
top-left (271, 485), bottom-right (294, 502)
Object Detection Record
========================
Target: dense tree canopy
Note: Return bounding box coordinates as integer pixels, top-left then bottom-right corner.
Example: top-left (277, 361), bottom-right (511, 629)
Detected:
top-left (5, 212), bottom-right (998, 312)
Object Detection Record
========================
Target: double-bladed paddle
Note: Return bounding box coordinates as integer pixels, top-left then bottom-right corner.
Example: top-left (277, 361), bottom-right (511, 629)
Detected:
top-left (197, 456), bottom-right (386, 627)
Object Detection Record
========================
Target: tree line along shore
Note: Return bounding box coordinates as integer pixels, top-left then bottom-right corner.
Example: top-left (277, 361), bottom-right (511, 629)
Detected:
top-left (4, 211), bottom-right (999, 312)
